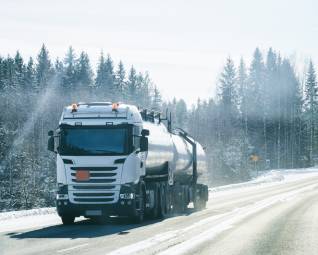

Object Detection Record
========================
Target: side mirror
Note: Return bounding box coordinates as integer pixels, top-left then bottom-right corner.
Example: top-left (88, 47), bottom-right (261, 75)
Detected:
top-left (48, 130), bottom-right (55, 152)
top-left (140, 137), bottom-right (148, 152)
top-left (141, 129), bottom-right (149, 136)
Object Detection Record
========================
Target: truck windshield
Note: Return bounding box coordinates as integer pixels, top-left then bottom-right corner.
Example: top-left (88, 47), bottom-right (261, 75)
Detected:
top-left (59, 127), bottom-right (130, 156)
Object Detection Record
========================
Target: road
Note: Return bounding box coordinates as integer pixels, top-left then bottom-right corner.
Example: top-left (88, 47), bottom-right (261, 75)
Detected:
top-left (1, 172), bottom-right (318, 255)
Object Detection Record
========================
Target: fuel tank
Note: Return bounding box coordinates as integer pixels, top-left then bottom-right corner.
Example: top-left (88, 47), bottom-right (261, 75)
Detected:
top-left (142, 121), bottom-right (208, 184)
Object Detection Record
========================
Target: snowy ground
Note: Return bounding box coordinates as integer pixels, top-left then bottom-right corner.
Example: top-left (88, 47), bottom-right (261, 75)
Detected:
top-left (2, 168), bottom-right (318, 255)
top-left (1, 168), bottom-right (318, 233)
top-left (210, 167), bottom-right (318, 194)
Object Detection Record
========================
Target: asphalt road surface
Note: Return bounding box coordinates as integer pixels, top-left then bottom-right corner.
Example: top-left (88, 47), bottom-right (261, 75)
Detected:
top-left (1, 174), bottom-right (318, 255)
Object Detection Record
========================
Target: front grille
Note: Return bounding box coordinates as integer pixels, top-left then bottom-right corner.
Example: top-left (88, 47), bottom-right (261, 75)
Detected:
top-left (71, 167), bottom-right (117, 171)
top-left (74, 198), bottom-right (114, 203)
top-left (72, 185), bottom-right (116, 190)
top-left (73, 192), bottom-right (114, 197)
top-left (71, 172), bottom-right (116, 177)
top-left (71, 178), bottom-right (116, 183)
top-left (69, 165), bottom-right (121, 204)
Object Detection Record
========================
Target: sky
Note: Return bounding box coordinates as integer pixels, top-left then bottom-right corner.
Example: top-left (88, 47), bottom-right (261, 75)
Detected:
top-left (0, 0), bottom-right (317, 105)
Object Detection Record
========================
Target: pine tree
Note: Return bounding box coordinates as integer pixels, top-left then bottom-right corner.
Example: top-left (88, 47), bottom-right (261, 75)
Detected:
top-left (76, 51), bottom-right (93, 95)
top-left (152, 86), bottom-right (162, 110)
top-left (62, 46), bottom-right (77, 94)
top-left (114, 61), bottom-right (126, 101)
top-left (304, 60), bottom-right (318, 165)
top-left (237, 58), bottom-right (250, 177)
top-left (175, 99), bottom-right (187, 128)
top-left (218, 57), bottom-right (238, 141)
top-left (127, 66), bottom-right (137, 104)
top-left (95, 53), bottom-right (115, 100)
top-left (14, 51), bottom-right (24, 90)
top-left (24, 57), bottom-right (36, 92)
top-left (104, 55), bottom-right (115, 100)
top-left (246, 48), bottom-right (265, 169)
top-left (36, 44), bottom-right (52, 91)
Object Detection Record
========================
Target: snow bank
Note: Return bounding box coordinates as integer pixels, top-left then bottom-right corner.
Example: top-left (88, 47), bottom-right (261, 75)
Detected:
top-left (210, 168), bottom-right (318, 193)
top-left (0, 207), bottom-right (56, 221)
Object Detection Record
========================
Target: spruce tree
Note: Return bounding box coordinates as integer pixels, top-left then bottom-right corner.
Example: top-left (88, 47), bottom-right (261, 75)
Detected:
top-left (76, 51), bottom-right (93, 92)
top-left (304, 60), bottom-right (318, 165)
top-left (36, 44), bottom-right (52, 91)
top-left (219, 57), bottom-right (238, 141)
top-left (62, 46), bottom-right (77, 94)
top-left (24, 57), bottom-right (36, 92)
top-left (114, 61), bottom-right (126, 101)
top-left (127, 66), bottom-right (137, 104)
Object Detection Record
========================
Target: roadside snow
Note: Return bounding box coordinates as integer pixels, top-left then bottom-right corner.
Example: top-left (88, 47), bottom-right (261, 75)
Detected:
top-left (0, 207), bottom-right (56, 221)
top-left (1, 167), bottom-right (318, 234)
top-left (210, 168), bottom-right (318, 194)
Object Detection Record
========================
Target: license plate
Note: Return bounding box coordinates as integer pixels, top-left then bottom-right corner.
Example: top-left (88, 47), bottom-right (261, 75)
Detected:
top-left (85, 210), bottom-right (102, 216)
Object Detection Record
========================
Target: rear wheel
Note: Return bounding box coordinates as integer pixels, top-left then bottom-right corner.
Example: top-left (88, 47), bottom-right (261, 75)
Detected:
top-left (61, 215), bottom-right (75, 225)
top-left (173, 185), bottom-right (187, 214)
top-left (194, 198), bottom-right (206, 211)
top-left (132, 185), bottom-right (145, 224)
top-left (193, 184), bottom-right (208, 211)
top-left (148, 185), bottom-right (159, 219)
top-left (158, 183), bottom-right (168, 219)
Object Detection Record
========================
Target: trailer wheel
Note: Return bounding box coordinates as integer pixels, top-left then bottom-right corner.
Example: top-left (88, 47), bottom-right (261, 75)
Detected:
top-left (166, 185), bottom-right (172, 214)
top-left (158, 183), bottom-right (167, 218)
top-left (173, 185), bottom-right (187, 214)
top-left (61, 215), bottom-right (75, 225)
top-left (148, 185), bottom-right (159, 219)
top-left (193, 184), bottom-right (208, 211)
top-left (194, 198), bottom-right (206, 211)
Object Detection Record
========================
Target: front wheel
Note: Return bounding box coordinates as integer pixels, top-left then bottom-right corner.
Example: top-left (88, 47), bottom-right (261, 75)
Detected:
top-left (61, 215), bottom-right (75, 225)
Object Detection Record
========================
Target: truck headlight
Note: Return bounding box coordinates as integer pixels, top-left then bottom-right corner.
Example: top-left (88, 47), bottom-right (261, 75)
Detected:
top-left (120, 193), bottom-right (135, 199)
top-left (56, 194), bottom-right (69, 200)
top-left (57, 183), bottom-right (68, 194)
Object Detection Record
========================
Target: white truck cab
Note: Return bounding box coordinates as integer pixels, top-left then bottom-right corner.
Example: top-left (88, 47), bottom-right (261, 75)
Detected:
top-left (48, 102), bottom-right (149, 224)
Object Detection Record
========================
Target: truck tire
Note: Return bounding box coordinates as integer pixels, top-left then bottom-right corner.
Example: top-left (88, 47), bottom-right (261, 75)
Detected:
top-left (132, 185), bottom-right (145, 224)
top-left (148, 185), bottom-right (159, 219)
top-left (61, 215), bottom-right (75, 225)
top-left (172, 185), bottom-right (187, 214)
top-left (194, 198), bottom-right (206, 211)
top-left (158, 183), bottom-right (167, 219)
top-left (193, 184), bottom-right (208, 211)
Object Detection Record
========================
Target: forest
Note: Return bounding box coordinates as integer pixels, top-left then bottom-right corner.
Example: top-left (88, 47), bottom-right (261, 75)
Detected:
top-left (0, 45), bottom-right (317, 211)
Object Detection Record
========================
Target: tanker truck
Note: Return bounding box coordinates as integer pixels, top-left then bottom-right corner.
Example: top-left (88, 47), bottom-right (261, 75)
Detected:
top-left (48, 102), bottom-right (209, 225)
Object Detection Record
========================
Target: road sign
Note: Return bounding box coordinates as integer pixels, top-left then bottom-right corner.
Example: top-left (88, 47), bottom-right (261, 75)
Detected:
top-left (250, 155), bottom-right (259, 162)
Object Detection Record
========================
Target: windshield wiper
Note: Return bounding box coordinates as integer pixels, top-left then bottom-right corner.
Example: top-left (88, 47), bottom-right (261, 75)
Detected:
top-left (94, 149), bottom-right (119, 153)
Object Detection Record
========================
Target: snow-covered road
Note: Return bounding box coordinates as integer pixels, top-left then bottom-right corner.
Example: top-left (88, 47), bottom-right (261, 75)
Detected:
top-left (1, 169), bottom-right (318, 255)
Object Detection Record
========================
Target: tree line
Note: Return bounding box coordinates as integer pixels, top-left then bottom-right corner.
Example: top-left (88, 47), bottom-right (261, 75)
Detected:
top-left (183, 48), bottom-right (317, 184)
top-left (0, 46), bottom-right (317, 210)
top-left (0, 45), bottom-right (161, 211)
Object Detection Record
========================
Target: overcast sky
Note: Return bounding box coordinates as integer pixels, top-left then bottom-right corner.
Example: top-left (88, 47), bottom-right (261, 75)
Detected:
top-left (0, 0), bottom-right (317, 105)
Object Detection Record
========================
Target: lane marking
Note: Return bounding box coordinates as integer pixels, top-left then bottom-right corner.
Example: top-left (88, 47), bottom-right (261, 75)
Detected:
top-left (107, 183), bottom-right (318, 255)
top-left (57, 243), bottom-right (89, 253)
top-left (159, 183), bottom-right (318, 255)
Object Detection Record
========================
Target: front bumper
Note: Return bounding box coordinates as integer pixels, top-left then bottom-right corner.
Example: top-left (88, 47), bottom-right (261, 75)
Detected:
top-left (56, 183), bottom-right (139, 217)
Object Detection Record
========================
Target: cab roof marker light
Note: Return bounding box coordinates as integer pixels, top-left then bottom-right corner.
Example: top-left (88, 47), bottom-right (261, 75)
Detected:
top-left (71, 103), bottom-right (78, 113)
top-left (112, 102), bottom-right (119, 111)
